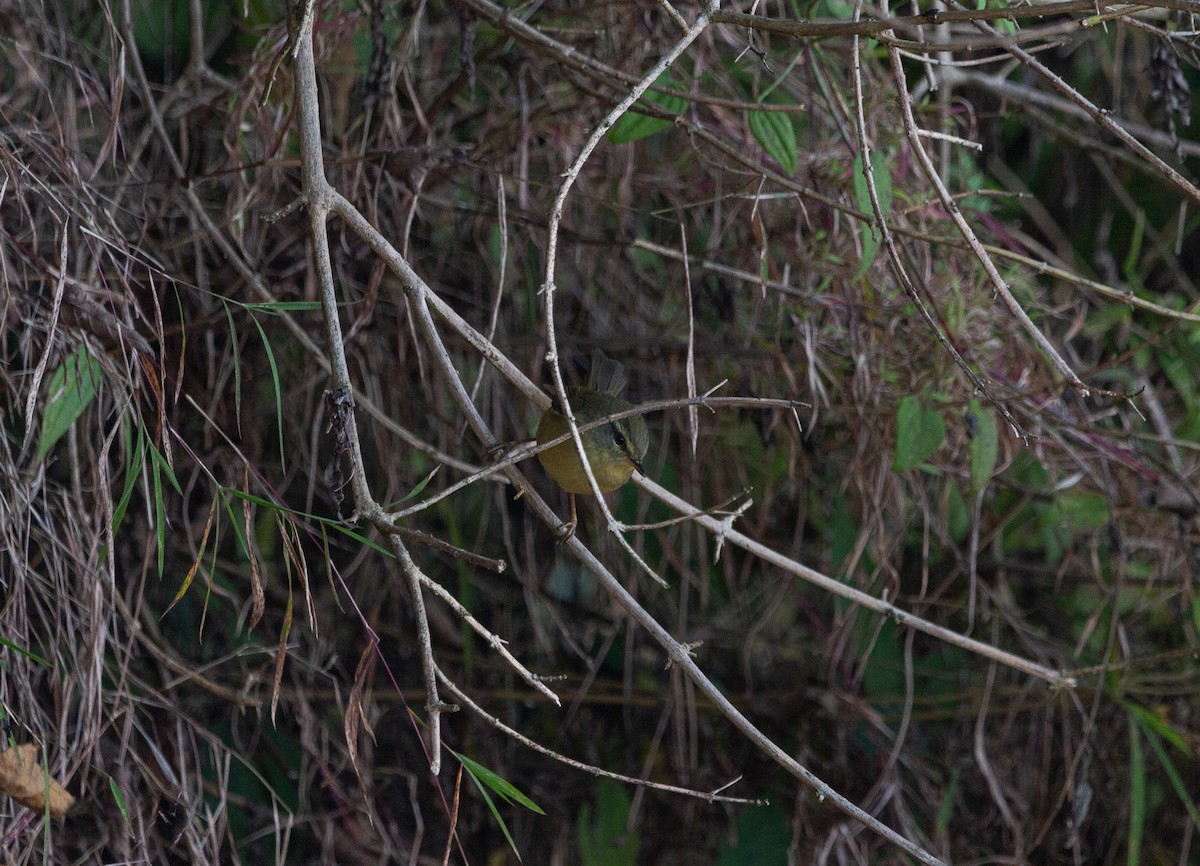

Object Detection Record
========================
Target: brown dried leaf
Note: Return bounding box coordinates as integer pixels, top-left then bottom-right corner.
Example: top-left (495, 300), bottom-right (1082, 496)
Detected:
top-left (0, 744), bottom-right (75, 819)
top-left (345, 639), bottom-right (377, 795)
top-left (271, 592), bottom-right (292, 727)
top-left (166, 491), bottom-right (217, 614)
top-left (244, 470), bottom-right (265, 632)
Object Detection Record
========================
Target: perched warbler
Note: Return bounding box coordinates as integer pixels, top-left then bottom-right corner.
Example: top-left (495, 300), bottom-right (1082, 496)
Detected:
top-left (536, 351), bottom-right (648, 532)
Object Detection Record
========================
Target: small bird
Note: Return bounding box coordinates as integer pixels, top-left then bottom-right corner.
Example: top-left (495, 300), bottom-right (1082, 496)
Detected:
top-left (536, 350), bottom-right (649, 536)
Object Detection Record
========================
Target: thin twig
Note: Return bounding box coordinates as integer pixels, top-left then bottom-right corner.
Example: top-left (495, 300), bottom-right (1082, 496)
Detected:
top-left (637, 475), bottom-right (1077, 689)
top-left (886, 41), bottom-right (1094, 397)
top-left (436, 668), bottom-right (764, 803)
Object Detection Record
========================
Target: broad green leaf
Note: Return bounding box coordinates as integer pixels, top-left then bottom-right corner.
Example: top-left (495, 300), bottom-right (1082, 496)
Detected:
top-left (36, 347), bottom-right (105, 462)
top-left (1047, 492), bottom-right (1109, 533)
top-left (717, 801), bottom-right (791, 866)
top-left (815, 0), bottom-right (855, 17)
top-left (608, 74), bottom-right (687, 143)
top-left (859, 618), bottom-right (904, 699)
top-left (749, 109), bottom-right (796, 176)
top-left (967, 398), bottom-right (998, 491)
top-left (828, 495), bottom-right (858, 573)
top-left (894, 396), bottom-right (945, 471)
top-left (578, 779), bottom-right (639, 866)
top-left (852, 151), bottom-right (892, 278)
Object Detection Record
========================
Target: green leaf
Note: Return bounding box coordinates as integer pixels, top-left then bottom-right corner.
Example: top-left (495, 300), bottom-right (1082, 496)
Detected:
top-left (108, 775), bottom-right (131, 826)
top-left (146, 437), bottom-right (182, 494)
top-left (110, 424), bottom-right (146, 538)
top-left (859, 617), bottom-right (904, 699)
top-left (142, 438), bottom-right (180, 577)
top-left (36, 347), bottom-right (105, 462)
top-left (967, 398), bottom-right (998, 491)
top-left (248, 314), bottom-right (287, 475)
top-left (458, 751), bottom-right (543, 860)
top-left (578, 779), bottom-right (639, 866)
top-left (935, 768), bottom-right (959, 837)
top-left (221, 486), bottom-right (397, 558)
top-left (152, 445), bottom-right (166, 576)
top-left (946, 481), bottom-right (968, 542)
top-left (852, 151), bottom-right (892, 278)
top-left (749, 109), bottom-right (796, 176)
top-left (894, 396), bottom-right (945, 471)
top-left (222, 302), bottom-right (243, 430)
top-left (1158, 347), bottom-right (1196, 409)
top-left (828, 495), bottom-right (859, 574)
top-left (608, 74), bottom-right (687, 143)
top-left (1047, 492), bottom-right (1109, 533)
top-left (1127, 703), bottom-right (1190, 755)
top-left (1138, 716), bottom-right (1200, 833)
top-left (240, 300), bottom-right (324, 312)
top-left (1122, 207), bottom-right (1146, 284)
top-left (0, 635), bottom-right (50, 668)
top-left (1128, 720), bottom-right (1145, 866)
top-left (457, 753), bottom-right (544, 814)
top-left (717, 801), bottom-right (791, 866)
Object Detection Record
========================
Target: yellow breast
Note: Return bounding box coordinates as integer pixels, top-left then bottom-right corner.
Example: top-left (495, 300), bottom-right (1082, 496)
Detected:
top-left (536, 408), bottom-right (638, 494)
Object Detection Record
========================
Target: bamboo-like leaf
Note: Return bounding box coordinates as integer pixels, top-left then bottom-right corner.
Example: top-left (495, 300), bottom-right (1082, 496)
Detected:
top-left (110, 424), bottom-right (146, 540)
top-left (36, 347), bottom-right (104, 462)
top-left (457, 751), bottom-right (541, 860)
top-left (457, 752), bottom-right (544, 814)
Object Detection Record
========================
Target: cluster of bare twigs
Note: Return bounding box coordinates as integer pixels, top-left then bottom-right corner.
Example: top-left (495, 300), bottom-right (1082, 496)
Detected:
top-left (2, 0), bottom-right (1198, 862)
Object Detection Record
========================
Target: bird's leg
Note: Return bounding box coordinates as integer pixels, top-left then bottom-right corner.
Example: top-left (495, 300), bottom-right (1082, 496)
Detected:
top-left (558, 493), bottom-right (578, 542)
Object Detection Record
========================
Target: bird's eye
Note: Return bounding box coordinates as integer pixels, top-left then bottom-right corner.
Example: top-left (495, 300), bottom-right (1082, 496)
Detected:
top-left (613, 430), bottom-right (626, 449)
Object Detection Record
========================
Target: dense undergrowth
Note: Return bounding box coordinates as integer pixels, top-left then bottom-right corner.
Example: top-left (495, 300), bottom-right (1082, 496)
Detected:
top-left (2, 0), bottom-right (1199, 863)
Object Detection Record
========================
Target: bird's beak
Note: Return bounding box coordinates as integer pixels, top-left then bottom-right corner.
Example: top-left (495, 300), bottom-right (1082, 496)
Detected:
top-left (631, 457), bottom-right (644, 475)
